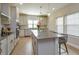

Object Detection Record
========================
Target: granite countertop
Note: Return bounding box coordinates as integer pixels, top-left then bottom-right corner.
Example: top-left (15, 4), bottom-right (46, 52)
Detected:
top-left (0, 32), bottom-right (14, 41)
top-left (31, 29), bottom-right (63, 40)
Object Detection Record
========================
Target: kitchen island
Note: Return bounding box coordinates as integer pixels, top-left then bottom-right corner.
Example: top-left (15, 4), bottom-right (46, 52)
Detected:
top-left (31, 29), bottom-right (63, 55)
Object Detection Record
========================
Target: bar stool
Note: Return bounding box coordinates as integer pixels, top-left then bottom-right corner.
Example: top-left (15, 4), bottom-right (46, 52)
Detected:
top-left (59, 34), bottom-right (69, 55)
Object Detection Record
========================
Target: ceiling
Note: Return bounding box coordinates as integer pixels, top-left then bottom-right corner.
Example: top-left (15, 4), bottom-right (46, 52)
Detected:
top-left (14, 3), bottom-right (68, 15)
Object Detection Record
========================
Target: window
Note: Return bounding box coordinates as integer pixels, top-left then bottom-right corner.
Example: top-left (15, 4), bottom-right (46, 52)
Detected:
top-left (28, 20), bottom-right (33, 28)
top-left (56, 17), bottom-right (63, 33)
top-left (66, 13), bottom-right (79, 36)
top-left (28, 20), bottom-right (38, 29)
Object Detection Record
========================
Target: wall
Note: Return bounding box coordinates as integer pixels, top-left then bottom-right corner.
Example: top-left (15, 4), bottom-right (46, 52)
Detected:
top-left (19, 14), bottom-right (48, 36)
top-left (10, 6), bottom-right (17, 32)
top-left (27, 15), bottom-right (48, 26)
top-left (48, 3), bottom-right (79, 49)
top-left (47, 12), bottom-right (56, 31)
top-left (48, 3), bottom-right (79, 31)
top-left (19, 14), bottom-right (48, 29)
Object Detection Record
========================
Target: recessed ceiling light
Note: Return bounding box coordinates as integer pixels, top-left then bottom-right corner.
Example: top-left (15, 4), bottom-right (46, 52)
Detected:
top-left (20, 3), bottom-right (23, 5)
top-left (48, 13), bottom-right (50, 16)
top-left (16, 19), bottom-right (19, 22)
top-left (52, 8), bottom-right (55, 10)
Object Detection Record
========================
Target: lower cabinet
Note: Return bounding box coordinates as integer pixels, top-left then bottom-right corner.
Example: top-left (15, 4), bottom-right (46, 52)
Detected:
top-left (7, 34), bottom-right (15, 54)
top-left (19, 30), bottom-right (24, 37)
top-left (0, 34), bottom-right (19, 55)
top-left (7, 35), bottom-right (13, 54)
top-left (0, 39), bottom-right (7, 55)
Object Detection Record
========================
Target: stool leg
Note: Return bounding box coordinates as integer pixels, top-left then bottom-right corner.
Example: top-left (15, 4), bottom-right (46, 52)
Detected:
top-left (64, 43), bottom-right (69, 54)
top-left (59, 43), bottom-right (61, 55)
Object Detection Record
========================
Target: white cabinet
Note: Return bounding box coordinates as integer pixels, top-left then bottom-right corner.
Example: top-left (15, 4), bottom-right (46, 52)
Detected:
top-left (1, 3), bottom-right (11, 24)
top-left (10, 6), bottom-right (19, 20)
top-left (7, 36), bottom-right (12, 54)
top-left (10, 6), bottom-right (17, 32)
top-left (0, 3), bottom-right (19, 55)
top-left (19, 14), bottom-right (27, 25)
top-left (1, 3), bottom-right (9, 17)
top-left (19, 30), bottom-right (25, 37)
top-left (7, 34), bottom-right (15, 54)
top-left (10, 34), bottom-right (15, 51)
top-left (0, 35), bottom-right (15, 55)
top-left (0, 39), bottom-right (7, 55)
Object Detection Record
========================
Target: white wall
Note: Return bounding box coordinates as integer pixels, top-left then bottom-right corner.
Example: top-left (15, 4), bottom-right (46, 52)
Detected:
top-left (47, 11), bottom-right (56, 31)
top-left (48, 3), bottom-right (79, 49)
top-left (48, 3), bottom-right (79, 31)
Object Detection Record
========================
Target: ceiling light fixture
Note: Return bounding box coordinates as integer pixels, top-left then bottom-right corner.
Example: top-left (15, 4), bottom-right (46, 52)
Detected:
top-left (52, 8), bottom-right (55, 10)
top-left (40, 6), bottom-right (42, 15)
top-left (47, 3), bottom-right (50, 16)
top-left (20, 3), bottom-right (23, 5)
top-left (48, 13), bottom-right (50, 16)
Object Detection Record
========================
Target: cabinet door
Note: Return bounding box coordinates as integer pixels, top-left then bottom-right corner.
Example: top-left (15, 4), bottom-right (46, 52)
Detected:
top-left (7, 36), bottom-right (11, 54)
top-left (38, 39), bottom-right (50, 55)
top-left (1, 3), bottom-right (9, 16)
top-left (19, 30), bottom-right (24, 37)
top-left (11, 34), bottom-right (15, 51)
top-left (8, 34), bottom-right (15, 54)
top-left (0, 39), bottom-right (7, 55)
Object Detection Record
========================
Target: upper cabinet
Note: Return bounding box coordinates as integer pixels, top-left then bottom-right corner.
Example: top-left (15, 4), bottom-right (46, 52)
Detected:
top-left (0, 3), bottom-right (19, 25)
top-left (1, 3), bottom-right (10, 24)
top-left (10, 6), bottom-right (19, 32)
top-left (1, 3), bottom-right (10, 17)
top-left (10, 6), bottom-right (19, 20)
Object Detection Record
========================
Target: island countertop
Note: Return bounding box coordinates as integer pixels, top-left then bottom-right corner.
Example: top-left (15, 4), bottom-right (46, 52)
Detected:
top-left (31, 29), bottom-right (63, 40)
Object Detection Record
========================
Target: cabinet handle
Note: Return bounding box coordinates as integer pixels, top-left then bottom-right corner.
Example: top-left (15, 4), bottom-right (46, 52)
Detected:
top-left (0, 48), bottom-right (2, 54)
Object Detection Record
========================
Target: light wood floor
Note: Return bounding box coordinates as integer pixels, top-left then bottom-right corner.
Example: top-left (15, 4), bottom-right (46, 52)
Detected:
top-left (12, 37), bottom-right (33, 55)
top-left (12, 37), bottom-right (79, 55)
